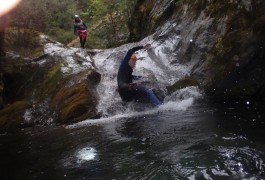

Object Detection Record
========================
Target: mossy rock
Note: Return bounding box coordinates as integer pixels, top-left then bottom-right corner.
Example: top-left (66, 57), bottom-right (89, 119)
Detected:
top-left (35, 63), bottom-right (63, 102)
top-left (50, 70), bottom-right (98, 124)
top-left (166, 77), bottom-right (199, 94)
top-left (0, 101), bottom-right (30, 130)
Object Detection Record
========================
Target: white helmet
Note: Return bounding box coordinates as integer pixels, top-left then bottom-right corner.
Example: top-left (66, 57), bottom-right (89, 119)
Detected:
top-left (74, 15), bottom-right (79, 19)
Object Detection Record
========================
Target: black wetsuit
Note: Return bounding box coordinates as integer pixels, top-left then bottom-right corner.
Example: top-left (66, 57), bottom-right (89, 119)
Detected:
top-left (117, 46), bottom-right (162, 106)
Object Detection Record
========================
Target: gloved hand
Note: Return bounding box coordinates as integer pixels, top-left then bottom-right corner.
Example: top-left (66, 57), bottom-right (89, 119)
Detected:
top-left (144, 44), bottom-right (151, 49)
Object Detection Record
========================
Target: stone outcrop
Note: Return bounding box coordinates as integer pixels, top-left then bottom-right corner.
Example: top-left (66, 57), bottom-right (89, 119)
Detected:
top-left (130, 0), bottom-right (265, 100)
top-left (1, 0), bottom-right (265, 130)
top-left (0, 36), bottom-right (101, 129)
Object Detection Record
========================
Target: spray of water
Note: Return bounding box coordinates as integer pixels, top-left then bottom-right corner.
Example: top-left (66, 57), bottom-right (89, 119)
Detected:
top-left (33, 34), bottom-right (202, 127)
top-left (66, 34), bottom-right (202, 128)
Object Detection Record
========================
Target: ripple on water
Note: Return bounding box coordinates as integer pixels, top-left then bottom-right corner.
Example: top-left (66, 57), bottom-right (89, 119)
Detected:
top-left (162, 136), bottom-right (265, 179)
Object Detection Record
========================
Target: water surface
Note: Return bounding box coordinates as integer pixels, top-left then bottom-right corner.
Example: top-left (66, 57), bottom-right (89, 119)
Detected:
top-left (1, 101), bottom-right (264, 179)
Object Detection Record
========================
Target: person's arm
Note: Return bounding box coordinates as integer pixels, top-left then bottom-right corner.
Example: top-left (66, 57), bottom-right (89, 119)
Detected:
top-left (122, 46), bottom-right (143, 65)
top-left (83, 22), bottom-right (87, 29)
top-left (125, 44), bottom-right (151, 63)
top-left (74, 25), bottom-right (77, 35)
top-left (118, 44), bottom-right (151, 89)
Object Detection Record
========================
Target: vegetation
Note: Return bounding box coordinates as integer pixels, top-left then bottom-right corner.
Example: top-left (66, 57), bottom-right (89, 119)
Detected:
top-left (5, 0), bottom-right (137, 49)
top-left (83, 0), bottom-right (137, 48)
top-left (35, 62), bottom-right (63, 102)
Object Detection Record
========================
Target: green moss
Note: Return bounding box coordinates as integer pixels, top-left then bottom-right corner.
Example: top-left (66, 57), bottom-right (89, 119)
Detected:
top-left (60, 83), bottom-right (93, 123)
top-left (166, 77), bottom-right (199, 94)
top-left (0, 101), bottom-right (30, 129)
top-left (31, 46), bottom-right (44, 58)
top-left (50, 71), bottom-right (97, 123)
top-left (35, 63), bottom-right (62, 101)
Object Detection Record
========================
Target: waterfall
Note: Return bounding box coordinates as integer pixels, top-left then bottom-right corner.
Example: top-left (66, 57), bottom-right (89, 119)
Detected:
top-left (24, 33), bottom-right (202, 128)
top-left (92, 34), bottom-right (202, 119)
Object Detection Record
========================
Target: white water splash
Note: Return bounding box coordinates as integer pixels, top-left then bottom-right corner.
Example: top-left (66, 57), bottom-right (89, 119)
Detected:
top-left (40, 32), bottom-right (202, 128)
top-left (66, 96), bottom-right (199, 129)
top-left (23, 109), bottom-right (32, 123)
top-left (159, 98), bottom-right (194, 111)
top-left (64, 31), bottom-right (203, 128)
top-left (76, 147), bottom-right (97, 162)
top-left (92, 34), bottom-right (200, 118)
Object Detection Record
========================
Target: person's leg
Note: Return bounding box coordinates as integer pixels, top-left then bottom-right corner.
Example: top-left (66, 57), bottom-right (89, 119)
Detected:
top-left (145, 88), bottom-right (162, 106)
top-left (83, 37), bottom-right (86, 48)
top-left (133, 86), bottom-right (162, 107)
top-left (79, 37), bottom-right (84, 48)
top-left (118, 88), bottom-right (134, 102)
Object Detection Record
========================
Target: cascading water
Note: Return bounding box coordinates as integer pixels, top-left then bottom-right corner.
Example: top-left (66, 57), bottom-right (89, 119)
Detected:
top-left (69, 34), bottom-right (202, 128)
top-left (2, 31), bottom-right (265, 180)
top-left (24, 30), bottom-right (202, 127)
top-left (2, 1), bottom-right (265, 179)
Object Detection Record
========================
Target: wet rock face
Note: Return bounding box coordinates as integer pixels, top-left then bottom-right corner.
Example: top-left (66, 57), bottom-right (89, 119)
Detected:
top-left (130, 0), bottom-right (265, 100)
top-left (87, 69), bottom-right (101, 86)
top-left (166, 77), bottom-right (199, 95)
top-left (0, 36), bottom-right (101, 128)
top-left (0, 101), bottom-right (30, 130)
top-left (1, 0), bottom-right (264, 129)
top-left (50, 69), bottom-right (99, 124)
top-left (128, 0), bottom-right (176, 42)
top-left (197, 0), bottom-right (265, 100)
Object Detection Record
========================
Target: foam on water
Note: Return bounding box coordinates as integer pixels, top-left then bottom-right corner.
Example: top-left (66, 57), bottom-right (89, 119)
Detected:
top-left (39, 33), bottom-right (202, 128)
top-left (64, 33), bottom-right (203, 128)
top-left (93, 35), bottom-right (199, 116)
top-left (66, 95), bottom-right (198, 129)
top-left (76, 147), bottom-right (97, 162)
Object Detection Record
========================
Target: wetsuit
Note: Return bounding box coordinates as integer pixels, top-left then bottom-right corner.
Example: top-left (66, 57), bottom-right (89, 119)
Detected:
top-left (117, 46), bottom-right (162, 106)
top-left (74, 20), bottom-right (87, 48)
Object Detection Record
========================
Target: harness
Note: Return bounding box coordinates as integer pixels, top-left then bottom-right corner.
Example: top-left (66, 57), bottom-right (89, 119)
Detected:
top-left (77, 30), bottom-right (87, 40)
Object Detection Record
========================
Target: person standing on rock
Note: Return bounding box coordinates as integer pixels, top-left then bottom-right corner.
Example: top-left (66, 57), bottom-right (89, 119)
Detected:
top-left (73, 15), bottom-right (87, 49)
top-left (117, 44), bottom-right (162, 107)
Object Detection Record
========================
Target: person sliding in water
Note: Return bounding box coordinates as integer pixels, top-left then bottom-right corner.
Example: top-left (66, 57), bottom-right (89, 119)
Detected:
top-left (117, 44), bottom-right (162, 107)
